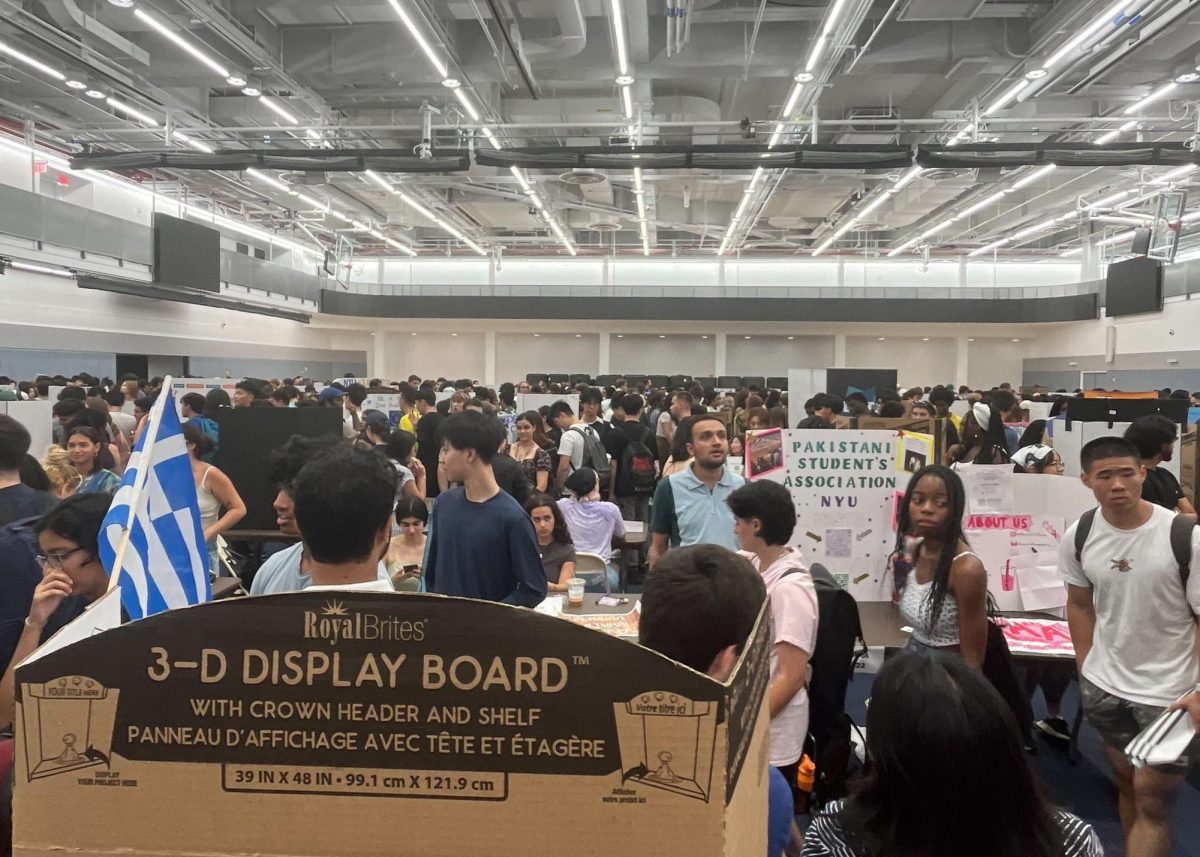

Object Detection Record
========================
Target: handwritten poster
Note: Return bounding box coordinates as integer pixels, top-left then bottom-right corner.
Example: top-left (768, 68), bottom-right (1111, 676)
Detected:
top-left (964, 513), bottom-right (1064, 611)
top-left (997, 618), bottom-right (1075, 658)
top-left (750, 430), bottom-right (899, 601)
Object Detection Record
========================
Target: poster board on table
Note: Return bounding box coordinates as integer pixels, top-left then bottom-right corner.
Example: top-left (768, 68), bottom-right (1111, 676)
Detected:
top-left (749, 429), bottom-right (901, 601)
top-left (362, 392), bottom-right (403, 428)
top-left (518, 393), bottom-right (580, 417)
top-left (1052, 400), bottom-right (1185, 480)
top-left (170, 378), bottom-right (240, 415)
top-left (14, 592), bottom-right (772, 857)
top-left (0, 400), bottom-right (54, 458)
top-left (955, 467), bottom-right (1096, 612)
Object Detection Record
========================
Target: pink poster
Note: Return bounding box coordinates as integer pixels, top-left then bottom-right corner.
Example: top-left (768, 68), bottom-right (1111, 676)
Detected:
top-left (997, 618), bottom-right (1075, 658)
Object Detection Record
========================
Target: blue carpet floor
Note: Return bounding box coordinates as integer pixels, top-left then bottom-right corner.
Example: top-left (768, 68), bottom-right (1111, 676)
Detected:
top-left (837, 670), bottom-right (1200, 857)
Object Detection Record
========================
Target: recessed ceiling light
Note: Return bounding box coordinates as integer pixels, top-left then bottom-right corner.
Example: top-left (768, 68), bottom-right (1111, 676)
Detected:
top-left (106, 0), bottom-right (135, 7)
top-left (441, 78), bottom-right (461, 89)
top-left (410, 332), bottom-right (417, 336)
top-left (84, 88), bottom-right (105, 99)
top-left (744, 335), bottom-right (752, 339)
top-left (922, 337), bottom-right (930, 341)
top-left (793, 71), bottom-right (814, 83)
top-left (878, 337), bottom-right (886, 341)
top-left (658, 335), bottom-right (666, 339)
top-left (451, 333), bottom-right (459, 337)
top-left (1176, 71), bottom-right (1200, 84)
top-left (241, 85), bottom-right (261, 97)
top-left (787, 335), bottom-right (795, 340)
top-left (533, 333), bottom-right (540, 337)
top-left (701, 335), bottom-right (709, 339)
top-left (574, 334), bottom-right (582, 338)
top-left (1024, 68), bottom-right (1049, 80)
top-left (617, 334), bottom-right (624, 338)
top-left (64, 78), bottom-right (87, 90)
top-left (226, 74), bottom-right (247, 87)
top-left (615, 74), bottom-right (635, 87)
top-left (967, 337), bottom-right (975, 342)
top-left (1012, 338), bottom-right (1021, 342)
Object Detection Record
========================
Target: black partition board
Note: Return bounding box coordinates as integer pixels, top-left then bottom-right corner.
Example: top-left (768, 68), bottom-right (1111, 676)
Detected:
top-left (1064, 397), bottom-right (1188, 428)
top-left (824, 369), bottom-right (899, 400)
top-left (213, 407), bottom-right (344, 530)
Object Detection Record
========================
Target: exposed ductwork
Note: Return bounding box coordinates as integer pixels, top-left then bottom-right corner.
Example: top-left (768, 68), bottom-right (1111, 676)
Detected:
top-left (517, 0), bottom-right (587, 63)
top-left (38, 0), bottom-right (150, 66)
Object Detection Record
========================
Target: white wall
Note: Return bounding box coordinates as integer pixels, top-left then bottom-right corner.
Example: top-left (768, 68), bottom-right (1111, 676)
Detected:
top-left (844, 337), bottom-right (958, 389)
top-left (725, 335), bottom-right (834, 377)
top-left (967, 339), bottom-right (1027, 390)
top-left (382, 332), bottom-right (486, 381)
top-left (610, 335), bottom-right (716, 376)
top-left (495, 334), bottom-right (600, 382)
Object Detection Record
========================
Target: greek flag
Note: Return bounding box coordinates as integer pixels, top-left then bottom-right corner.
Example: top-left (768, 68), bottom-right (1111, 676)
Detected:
top-left (100, 387), bottom-right (210, 620)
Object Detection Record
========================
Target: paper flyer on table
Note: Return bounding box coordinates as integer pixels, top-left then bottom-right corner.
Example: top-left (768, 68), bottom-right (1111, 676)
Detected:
top-left (1012, 553), bottom-right (1068, 612)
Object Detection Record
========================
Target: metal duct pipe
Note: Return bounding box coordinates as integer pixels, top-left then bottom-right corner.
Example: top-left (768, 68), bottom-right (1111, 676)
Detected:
top-left (666, 0), bottom-right (675, 58)
top-left (520, 0), bottom-right (587, 62)
top-left (38, 0), bottom-right (150, 66)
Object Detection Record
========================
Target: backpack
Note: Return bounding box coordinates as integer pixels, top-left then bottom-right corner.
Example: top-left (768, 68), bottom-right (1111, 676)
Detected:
top-left (1073, 507), bottom-right (1196, 615)
top-left (783, 564), bottom-right (867, 808)
top-left (619, 427), bottom-right (658, 496)
top-left (569, 426), bottom-right (611, 485)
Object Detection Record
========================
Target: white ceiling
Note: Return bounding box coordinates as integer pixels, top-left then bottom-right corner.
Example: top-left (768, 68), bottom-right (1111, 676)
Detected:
top-left (1, 0), bottom-right (1198, 261)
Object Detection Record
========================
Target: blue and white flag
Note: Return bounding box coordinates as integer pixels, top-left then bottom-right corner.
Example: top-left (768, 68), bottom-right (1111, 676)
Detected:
top-left (100, 387), bottom-right (210, 620)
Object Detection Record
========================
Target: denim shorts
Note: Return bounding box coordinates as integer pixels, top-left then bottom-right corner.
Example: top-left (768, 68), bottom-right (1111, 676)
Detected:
top-left (1080, 676), bottom-right (1198, 772)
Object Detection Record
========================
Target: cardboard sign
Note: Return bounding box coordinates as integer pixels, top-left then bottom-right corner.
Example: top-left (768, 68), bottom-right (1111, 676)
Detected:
top-left (15, 593), bottom-right (770, 857)
top-left (751, 430), bottom-right (900, 600)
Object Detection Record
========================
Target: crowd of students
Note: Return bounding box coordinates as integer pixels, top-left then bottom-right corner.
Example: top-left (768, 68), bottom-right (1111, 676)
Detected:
top-left (1, 369), bottom-right (1199, 857)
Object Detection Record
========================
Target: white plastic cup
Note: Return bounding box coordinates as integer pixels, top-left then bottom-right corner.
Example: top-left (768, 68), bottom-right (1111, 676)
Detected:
top-left (567, 577), bottom-right (586, 605)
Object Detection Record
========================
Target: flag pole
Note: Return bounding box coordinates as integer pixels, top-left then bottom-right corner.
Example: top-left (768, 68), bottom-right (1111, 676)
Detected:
top-left (106, 375), bottom-right (174, 593)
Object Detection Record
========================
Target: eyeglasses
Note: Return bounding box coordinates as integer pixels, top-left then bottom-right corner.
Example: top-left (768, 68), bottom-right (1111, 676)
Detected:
top-left (36, 547), bottom-right (85, 569)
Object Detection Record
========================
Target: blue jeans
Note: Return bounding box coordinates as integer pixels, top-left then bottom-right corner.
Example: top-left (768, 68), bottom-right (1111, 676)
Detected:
top-left (580, 563), bottom-right (620, 593)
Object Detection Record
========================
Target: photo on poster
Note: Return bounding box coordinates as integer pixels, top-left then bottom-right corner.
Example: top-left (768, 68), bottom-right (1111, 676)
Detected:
top-left (895, 430), bottom-right (933, 475)
top-left (747, 428), bottom-right (784, 479)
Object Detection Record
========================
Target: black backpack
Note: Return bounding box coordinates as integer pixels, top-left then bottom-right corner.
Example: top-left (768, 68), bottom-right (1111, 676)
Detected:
top-left (783, 564), bottom-right (867, 808)
top-left (569, 426), bottom-right (611, 485)
top-left (619, 427), bottom-right (658, 496)
top-left (1074, 507), bottom-right (1195, 616)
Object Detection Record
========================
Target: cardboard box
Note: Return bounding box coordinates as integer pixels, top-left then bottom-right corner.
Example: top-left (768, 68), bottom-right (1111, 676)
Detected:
top-left (15, 592), bottom-right (771, 857)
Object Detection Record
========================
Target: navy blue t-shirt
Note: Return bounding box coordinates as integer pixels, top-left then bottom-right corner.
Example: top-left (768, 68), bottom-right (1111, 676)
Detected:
top-left (425, 487), bottom-right (546, 608)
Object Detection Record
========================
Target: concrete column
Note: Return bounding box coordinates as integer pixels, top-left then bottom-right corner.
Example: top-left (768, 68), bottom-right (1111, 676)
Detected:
top-left (598, 331), bottom-right (611, 375)
top-left (484, 330), bottom-right (497, 386)
top-left (715, 333), bottom-right (727, 376)
top-left (956, 335), bottom-right (970, 389)
top-left (833, 334), bottom-right (847, 367)
top-left (370, 329), bottom-right (387, 379)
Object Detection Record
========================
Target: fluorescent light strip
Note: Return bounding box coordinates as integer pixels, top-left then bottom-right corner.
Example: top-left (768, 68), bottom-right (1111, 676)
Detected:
top-left (983, 79), bottom-right (1029, 116)
top-left (1152, 164), bottom-right (1197, 184)
top-left (767, 123), bottom-right (786, 149)
top-left (1096, 229), bottom-right (1135, 248)
top-left (384, 236), bottom-right (418, 257)
top-left (106, 97), bottom-right (159, 127)
top-left (782, 83), bottom-right (804, 118)
top-left (805, 35), bottom-right (826, 72)
top-left (133, 9), bottom-right (229, 78)
top-left (1010, 219), bottom-right (1058, 242)
top-left (386, 0), bottom-right (448, 78)
top-left (1095, 120), bottom-right (1136, 145)
top-left (363, 169), bottom-right (394, 192)
top-left (620, 86), bottom-right (634, 120)
top-left (296, 193), bottom-right (330, 212)
top-left (968, 238), bottom-right (1010, 257)
top-left (9, 261), bottom-right (73, 277)
top-left (510, 165), bottom-right (533, 193)
top-left (919, 217), bottom-right (956, 240)
top-left (1044, 0), bottom-right (1128, 69)
top-left (642, 237), bottom-right (650, 256)
top-left (947, 123), bottom-right (975, 147)
top-left (1086, 189), bottom-right (1132, 209)
top-left (893, 165), bottom-right (923, 191)
top-left (0, 40), bottom-right (65, 81)
top-left (1060, 247), bottom-right (1082, 257)
top-left (956, 191), bottom-right (1006, 220)
top-left (259, 96), bottom-right (299, 125)
top-left (855, 192), bottom-right (890, 221)
top-left (1010, 162), bottom-right (1057, 191)
top-left (172, 131), bottom-right (215, 154)
top-left (806, 0), bottom-right (852, 72)
top-left (610, 0), bottom-right (629, 76)
top-left (397, 191), bottom-right (487, 255)
top-left (480, 127), bottom-right (501, 148)
top-left (245, 168), bottom-right (296, 195)
top-left (886, 238), bottom-right (919, 257)
top-left (453, 87), bottom-right (481, 121)
top-left (1124, 81), bottom-right (1177, 115)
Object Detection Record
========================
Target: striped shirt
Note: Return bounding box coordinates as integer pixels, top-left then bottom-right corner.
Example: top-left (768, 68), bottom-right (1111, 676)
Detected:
top-left (800, 800), bottom-right (1103, 857)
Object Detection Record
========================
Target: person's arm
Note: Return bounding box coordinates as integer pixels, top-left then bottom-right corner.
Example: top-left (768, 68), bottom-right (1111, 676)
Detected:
top-left (1168, 688), bottom-right (1200, 733)
top-left (203, 468), bottom-right (247, 542)
top-left (0, 569), bottom-right (73, 726)
top-left (950, 555), bottom-right (988, 669)
top-left (647, 478), bottom-right (673, 571)
top-left (1066, 583), bottom-right (1096, 675)
top-left (535, 469), bottom-right (549, 493)
top-left (768, 642), bottom-right (809, 718)
top-left (553, 559), bottom-right (576, 593)
top-left (406, 458), bottom-right (427, 501)
top-left (503, 518), bottom-right (549, 607)
top-left (1177, 496), bottom-right (1196, 516)
top-left (555, 453), bottom-right (571, 489)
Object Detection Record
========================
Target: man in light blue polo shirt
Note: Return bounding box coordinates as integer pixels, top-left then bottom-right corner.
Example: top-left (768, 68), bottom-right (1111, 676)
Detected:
top-left (648, 415), bottom-right (746, 569)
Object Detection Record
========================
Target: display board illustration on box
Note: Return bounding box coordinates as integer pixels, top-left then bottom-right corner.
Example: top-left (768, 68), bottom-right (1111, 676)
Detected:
top-left (15, 592), bottom-right (771, 857)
